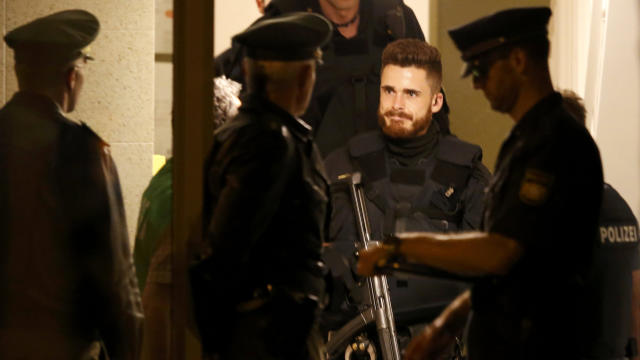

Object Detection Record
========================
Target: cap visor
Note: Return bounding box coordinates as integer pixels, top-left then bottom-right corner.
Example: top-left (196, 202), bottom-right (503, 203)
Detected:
top-left (461, 62), bottom-right (473, 78)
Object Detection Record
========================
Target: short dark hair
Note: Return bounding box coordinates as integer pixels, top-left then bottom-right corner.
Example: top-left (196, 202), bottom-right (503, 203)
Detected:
top-left (381, 39), bottom-right (442, 91)
top-left (560, 89), bottom-right (586, 126)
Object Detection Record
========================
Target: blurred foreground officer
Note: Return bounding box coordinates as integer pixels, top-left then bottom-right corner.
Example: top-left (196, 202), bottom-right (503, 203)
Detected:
top-left (0, 10), bottom-right (143, 360)
top-left (562, 91), bottom-right (640, 360)
top-left (357, 7), bottom-right (604, 360)
top-left (194, 13), bottom-right (332, 360)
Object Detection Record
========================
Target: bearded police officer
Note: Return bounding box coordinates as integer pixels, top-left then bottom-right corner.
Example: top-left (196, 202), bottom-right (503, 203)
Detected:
top-left (0, 10), bottom-right (143, 359)
top-left (215, 0), bottom-right (425, 155)
top-left (561, 91), bottom-right (640, 360)
top-left (194, 13), bottom-right (332, 360)
top-left (357, 7), bottom-right (604, 360)
top-left (322, 38), bottom-right (489, 349)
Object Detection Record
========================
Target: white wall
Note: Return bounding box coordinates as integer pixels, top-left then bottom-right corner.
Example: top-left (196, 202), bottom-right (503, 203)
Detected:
top-left (404, 0), bottom-right (430, 40)
top-left (586, 0), bottom-right (640, 219)
top-left (549, 0), bottom-right (593, 97)
top-left (214, 0), bottom-right (263, 55)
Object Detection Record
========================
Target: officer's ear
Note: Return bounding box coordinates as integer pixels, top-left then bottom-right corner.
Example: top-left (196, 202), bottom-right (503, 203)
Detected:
top-left (431, 91), bottom-right (444, 113)
top-left (508, 47), bottom-right (527, 75)
top-left (297, 61), bottom-right (315, 91)
top-left (65, 66), bottom-right (78, 92)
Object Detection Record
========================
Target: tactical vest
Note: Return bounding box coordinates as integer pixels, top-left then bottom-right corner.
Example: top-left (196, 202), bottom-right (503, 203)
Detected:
top-left (346, 131), bottom-right (482, 237)
top-left (271, 0), bottom-right (423, 155)
top-left (327, 131), bottom-right (482, 325)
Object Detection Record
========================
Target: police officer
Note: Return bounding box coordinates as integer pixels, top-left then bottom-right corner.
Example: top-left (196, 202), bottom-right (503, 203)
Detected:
top-left (357, 7), bottom-right (604, 360)
top-left (561, 91), bottom-right (640, 360)
top-left (0, 10), bottom-right (143, 360)
top-left (196, 13), bottom-right (332, 360)
top-left (323, 38), bottom-right (489, 348)
top-left (215, 0), bottom-right (425, 155)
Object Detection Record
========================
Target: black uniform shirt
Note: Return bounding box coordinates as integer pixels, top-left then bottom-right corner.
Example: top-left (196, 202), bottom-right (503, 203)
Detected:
top-left (583, 183), bottom-right (640, 358)
top-left (469, 92), bottom-right (604, 359)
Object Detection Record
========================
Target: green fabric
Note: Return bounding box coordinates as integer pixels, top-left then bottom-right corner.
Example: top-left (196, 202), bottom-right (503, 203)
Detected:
top-left (133, 158), bottom-right (173, 293)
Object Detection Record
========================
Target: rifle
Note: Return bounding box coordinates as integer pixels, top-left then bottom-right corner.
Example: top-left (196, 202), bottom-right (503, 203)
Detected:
top-left (326, 172), bottom-right (401, 360)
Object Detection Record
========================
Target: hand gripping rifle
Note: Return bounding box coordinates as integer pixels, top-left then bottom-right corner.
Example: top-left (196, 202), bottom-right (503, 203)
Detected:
top-left (326, 172), bottom-right (401, 360)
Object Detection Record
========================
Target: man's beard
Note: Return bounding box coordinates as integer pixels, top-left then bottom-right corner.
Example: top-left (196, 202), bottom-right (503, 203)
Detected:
top-left (378, 108), bottom-right (431, 138)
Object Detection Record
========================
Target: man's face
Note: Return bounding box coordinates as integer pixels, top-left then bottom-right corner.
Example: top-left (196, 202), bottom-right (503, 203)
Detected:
top-left (472, 52), bottom-right (520, 114)
top-left (378, 65), bottom-right (439, 138)
top-left (323, 0), bottom-right (359, 11)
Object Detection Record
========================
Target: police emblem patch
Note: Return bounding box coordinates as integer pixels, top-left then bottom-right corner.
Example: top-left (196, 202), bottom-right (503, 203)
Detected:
top-left (519, 168), bottom-right (554, 206)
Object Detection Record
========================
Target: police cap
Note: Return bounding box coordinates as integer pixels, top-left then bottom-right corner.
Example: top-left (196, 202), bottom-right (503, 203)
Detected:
top-left (5, 9), bottom-right (100, 66)
top-left (448, 7), bottom-right (551, 77)
top-left (233, 12), bottom-right (332, 62)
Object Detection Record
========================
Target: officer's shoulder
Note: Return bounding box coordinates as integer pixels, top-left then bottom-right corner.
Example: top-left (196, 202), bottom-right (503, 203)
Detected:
top-left (60, 120), bottom-right (107, 149)
top-left (219, 111), bottom-right (295, 154)
top-left (324, 131), bottom-right (383, 182)
top-left (602, 183), bottom-right (638, 223)
top-left (347, 130), bottom-right (385, 158)
top-left (437, 135), bottom-right (483, 167)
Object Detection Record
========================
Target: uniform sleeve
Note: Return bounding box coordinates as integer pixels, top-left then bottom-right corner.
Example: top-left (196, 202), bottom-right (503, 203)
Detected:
top-left (98, 152), bottom-right (145, 359)
top-left (204, 125), bottom-right (295, 264)
top-left (460, 160), bottom-right (490, 230)
top-left (489, 140), bottom-right (559, 245)
top-left (64, 132), bottom-right (143, 359)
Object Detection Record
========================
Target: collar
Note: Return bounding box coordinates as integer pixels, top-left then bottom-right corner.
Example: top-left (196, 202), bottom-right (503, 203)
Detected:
top-left (10, 91), bottom-right (63, 116)
top-left (313, 0), bottom-right (368, 39)
top-left (384, 121), bottom-right (440, 166)
top-left (510, 91), bottom-right (562, 139)
top-left (240, 92), bottom-right (313, 141)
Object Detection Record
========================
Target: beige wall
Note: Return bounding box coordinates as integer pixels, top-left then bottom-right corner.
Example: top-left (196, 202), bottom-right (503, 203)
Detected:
top-left (2, 1), bottom-right (155, 244)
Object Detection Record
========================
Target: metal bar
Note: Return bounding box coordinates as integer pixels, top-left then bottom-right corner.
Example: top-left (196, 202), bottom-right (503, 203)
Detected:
top-left (172, 0), bottom-right (214, 359)
top-left (343, 172), bottom-right (401, 360)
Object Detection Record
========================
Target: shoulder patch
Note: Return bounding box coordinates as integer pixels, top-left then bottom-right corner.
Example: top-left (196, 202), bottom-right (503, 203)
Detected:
top-left (519, 168), bottom-right (554, 206)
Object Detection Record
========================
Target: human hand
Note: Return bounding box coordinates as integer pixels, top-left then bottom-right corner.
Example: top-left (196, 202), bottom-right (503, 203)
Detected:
top-left (404, 323), bottom-right (456, 360)
top-left (356, 244), bottom-right (393, 276)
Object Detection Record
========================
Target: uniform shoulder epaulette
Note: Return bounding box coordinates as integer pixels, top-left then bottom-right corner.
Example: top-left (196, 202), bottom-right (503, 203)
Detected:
top-left (348, 130), bottom-right (385, 158)
top-left (436, 135), bottom-right (482, 167)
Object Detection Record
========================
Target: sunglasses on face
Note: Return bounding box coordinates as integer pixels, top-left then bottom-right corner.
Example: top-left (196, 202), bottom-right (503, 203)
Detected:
top-left (469, 49), bottom-right (510, 81)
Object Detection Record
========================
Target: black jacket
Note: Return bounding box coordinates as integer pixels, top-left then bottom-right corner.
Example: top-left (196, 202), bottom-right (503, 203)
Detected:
top-left (0, 91), bottom-right (143, 359)
top-left (203, 93), bottom-right (330, 300)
